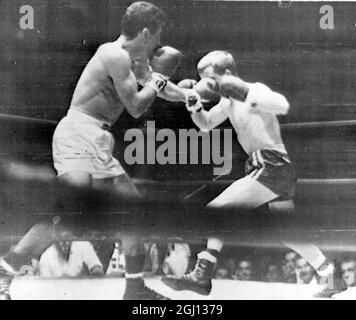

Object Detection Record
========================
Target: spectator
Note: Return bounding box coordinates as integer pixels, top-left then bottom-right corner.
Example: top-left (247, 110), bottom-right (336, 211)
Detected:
top-left (264, 262), bottom-right (282, 283)
top-left (38, 236), bottom-right (103, 278)
top-left (295, 258), bottom-right (318, 285)
top-left (215, 267), bottom-right (230, 280)
top-left (341, 258), bottom-right (356, 287)
top-left (163, 243), bottom-right (191, 277)
top-left (234, 260), bottom-right (253, 281)
top-left (225, 257), bottom-right (238, 279)
top-left (143, 243), bottom-right (161, 277)
top-left (282, 251), bottom-right (298, 283)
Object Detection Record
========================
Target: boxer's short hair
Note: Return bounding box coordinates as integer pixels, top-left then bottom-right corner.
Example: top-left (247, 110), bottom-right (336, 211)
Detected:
top-left (121, 2), bottom-right (166, 39)
top-left (198, 51), bottom-right (237, 75)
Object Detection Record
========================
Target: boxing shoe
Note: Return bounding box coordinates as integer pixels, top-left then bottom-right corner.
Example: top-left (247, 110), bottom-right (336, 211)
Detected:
top-left (161, 251), bottom-right (216, 296)
top-left (123, 278), bottom-right (170, 300)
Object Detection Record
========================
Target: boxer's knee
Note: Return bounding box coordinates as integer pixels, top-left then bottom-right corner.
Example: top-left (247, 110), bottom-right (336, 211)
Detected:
top-left (59, 171), bottom-right (92, 188)
top-left (268, 200), bottom-right (295, 214)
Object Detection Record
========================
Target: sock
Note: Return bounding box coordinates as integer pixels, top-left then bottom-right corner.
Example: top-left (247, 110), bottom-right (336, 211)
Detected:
top-left (207, 238), bottom-right (223, 253)
top-left (197, 251), bottom-right (217, 264)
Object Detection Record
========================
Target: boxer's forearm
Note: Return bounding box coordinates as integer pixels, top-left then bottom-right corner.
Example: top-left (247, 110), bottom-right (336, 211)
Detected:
top-left (158, 81), bottom-right (187, 102)
top-left (191, 110), bottom-right (212, 132)
top-left (251, 91), bottom-right (290, 115)
top-left (127, 86), bottom-right (159, 118)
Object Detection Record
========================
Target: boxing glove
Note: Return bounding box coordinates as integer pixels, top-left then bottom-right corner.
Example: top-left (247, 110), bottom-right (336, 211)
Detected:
top-left (146, 46), bottom-right (183, 94)
top-left (177, 79), bottom-right (197, 89)
top-left (195, 78), bottom-right (220, 103)
top-left (151, 46), bottom-right (183, 78)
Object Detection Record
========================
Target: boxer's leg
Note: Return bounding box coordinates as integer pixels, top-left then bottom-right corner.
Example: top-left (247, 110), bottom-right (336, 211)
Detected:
top-left (268, 200), bottom-right (295, 214)
top-left (162, 177), bottom-right (279, 295)
top-left (207, 176), bottom-right (279, 209)
top-left (283, 241), bottom-right (347, 297)
top-left (93, 174), bottom-right (168, 300)
top-left (0, 219), bottom-right (58, 300)
top-left (59, 171), bottom-right (92, 187)
top-left (92, 173), bottom-right (141, 200)
top-left (0, 171), bottom-right (93, 300)
top-left (283, 242), bottom-right (329, 272)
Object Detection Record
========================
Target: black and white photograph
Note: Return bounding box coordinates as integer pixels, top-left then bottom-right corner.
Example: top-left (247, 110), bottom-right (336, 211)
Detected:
top-left (0, 0), bottom-right (356, 302)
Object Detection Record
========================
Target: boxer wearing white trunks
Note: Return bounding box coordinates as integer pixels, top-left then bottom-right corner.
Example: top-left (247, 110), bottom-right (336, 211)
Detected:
top-left (0, 2), bottom-right (185, 301)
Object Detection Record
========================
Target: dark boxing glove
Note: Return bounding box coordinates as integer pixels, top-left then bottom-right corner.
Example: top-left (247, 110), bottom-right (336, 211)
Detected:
top-left (145, 46), bottom-right (183, 94)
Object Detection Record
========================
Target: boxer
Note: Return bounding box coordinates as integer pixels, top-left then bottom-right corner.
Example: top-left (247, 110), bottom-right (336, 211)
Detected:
top-left (0, 1), bottom-right (185, 300)
top-left (162, 51), bottom-right (347, 299)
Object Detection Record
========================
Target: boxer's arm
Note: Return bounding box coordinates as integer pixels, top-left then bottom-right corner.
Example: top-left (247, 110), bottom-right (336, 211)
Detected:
top-left (100, 48), bottom-right (160, 119)
top-left (191, 98), bottom-right (230, 132)
top-left (157, 81), bottom-right (187, 102)
top-left (249, 83), bottom-right (290, 115)
top-left (137, 78), bottom-right (186, 102)
top-left (220, 76), bottom-right (290, 115)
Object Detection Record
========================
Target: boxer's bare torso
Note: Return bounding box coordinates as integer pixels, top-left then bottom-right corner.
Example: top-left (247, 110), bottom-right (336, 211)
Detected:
top-left (70, 40), bottom-right (131, 126)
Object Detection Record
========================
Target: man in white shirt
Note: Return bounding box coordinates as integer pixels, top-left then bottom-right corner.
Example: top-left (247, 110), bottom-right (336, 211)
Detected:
top-left (39, 240), bottom-right (103, 278)
top-left (295, 257), bottom-right (318, 285)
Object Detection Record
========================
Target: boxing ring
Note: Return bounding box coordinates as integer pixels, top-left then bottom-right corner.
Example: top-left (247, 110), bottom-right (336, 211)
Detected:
top-left (10, 276), bottom-right (356, 300)
top-left (2, 113), bottom-right (356, 300)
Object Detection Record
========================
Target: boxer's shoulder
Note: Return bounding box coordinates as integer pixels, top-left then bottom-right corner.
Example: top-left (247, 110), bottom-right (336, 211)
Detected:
top-left (97, 43), bottom-right (131, 70)
top-left (249, 81), bottom-right (271, 93)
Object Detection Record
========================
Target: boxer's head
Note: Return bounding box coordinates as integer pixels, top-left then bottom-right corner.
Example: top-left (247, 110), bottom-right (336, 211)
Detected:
top-left (121, 2), bottom-right (166, 56)
top-left (197, 51), bottom-right (237, 82)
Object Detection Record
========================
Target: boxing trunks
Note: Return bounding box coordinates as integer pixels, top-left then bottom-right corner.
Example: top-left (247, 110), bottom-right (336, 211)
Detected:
top-left (245, 147), bottom-right (297, 201)
top-left (52, 109), bottom-right (125, 179)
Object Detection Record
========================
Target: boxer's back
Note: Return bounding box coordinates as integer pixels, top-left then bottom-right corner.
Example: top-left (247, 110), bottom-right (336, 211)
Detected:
top-left (70, 43), bottom-right (125, 126)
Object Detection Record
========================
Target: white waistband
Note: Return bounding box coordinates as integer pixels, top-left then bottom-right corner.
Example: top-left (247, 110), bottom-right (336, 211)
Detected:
top-left (67, 109), bottom-right (110, 127)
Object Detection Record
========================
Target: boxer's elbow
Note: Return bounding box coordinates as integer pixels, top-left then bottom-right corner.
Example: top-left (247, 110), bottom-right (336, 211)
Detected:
top-left (192, 116), bottom-right (210, 132)
top-left (279, 98), bottom-right (290, 115)
top-left (130, 109), bottom-right (143, 119)
top-left (126, 99), bottom-right (147, 118)
top-left (269, 93), bottom-right (289, 115)
top-left (126, 105), bottom-right (142, 118)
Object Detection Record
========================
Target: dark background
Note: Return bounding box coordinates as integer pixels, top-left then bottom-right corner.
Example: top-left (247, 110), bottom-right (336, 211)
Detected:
top-left (1, 1), bottom-right (356, 122)
top-left (1, 1), bottom-right (356, 205)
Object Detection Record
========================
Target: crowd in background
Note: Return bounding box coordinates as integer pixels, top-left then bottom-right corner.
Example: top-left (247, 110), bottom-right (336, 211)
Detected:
top-left (2, 239), bottom-right (356, 289)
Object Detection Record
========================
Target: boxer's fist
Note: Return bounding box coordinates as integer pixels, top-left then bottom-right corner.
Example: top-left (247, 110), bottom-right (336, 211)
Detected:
top-left (151, 46), bottom-right (183, 79)
top-left (195, 78), bottom-right (220, 103)
top-left (177, 79), bottom-right (202, 114)
top-left (219, 75), bottom-right (249, 102)
top-left (177, 79), bottom-right (197, 89)
top-left (185, 89), bottom-right (203, 115)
